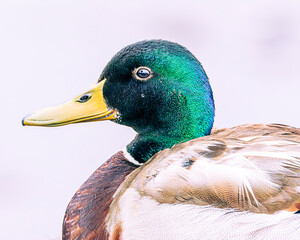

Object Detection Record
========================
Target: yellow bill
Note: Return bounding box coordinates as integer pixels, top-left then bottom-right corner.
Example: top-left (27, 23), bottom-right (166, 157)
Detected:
top-left (22, 79), bottom-right (117, 127)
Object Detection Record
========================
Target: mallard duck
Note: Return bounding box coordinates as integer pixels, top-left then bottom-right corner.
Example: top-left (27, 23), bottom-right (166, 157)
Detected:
top-left (23, 40), bottom-right (300, 240)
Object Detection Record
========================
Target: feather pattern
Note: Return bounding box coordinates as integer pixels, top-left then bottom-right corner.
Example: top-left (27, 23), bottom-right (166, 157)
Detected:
top-left (132, 124), bottom-right (300, 213)
top-left (107, 188), bottom-right (300, 240)
top-left (105, 124), bottom-right (300, 239)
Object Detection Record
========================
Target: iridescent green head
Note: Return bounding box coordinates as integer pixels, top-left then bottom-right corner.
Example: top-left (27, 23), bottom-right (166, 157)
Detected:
top-left (23, 40), bottom-right (215, 163)
top-left (101, 40), bottom-right (215, 162)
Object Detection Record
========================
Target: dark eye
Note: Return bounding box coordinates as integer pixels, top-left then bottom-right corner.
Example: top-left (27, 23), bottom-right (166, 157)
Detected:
top-left (133, 67), bottom-right (153, 81)
top-left (137, 68), bottom-right (150, 78)
top-left (76, 93), bottom-right (92, 103)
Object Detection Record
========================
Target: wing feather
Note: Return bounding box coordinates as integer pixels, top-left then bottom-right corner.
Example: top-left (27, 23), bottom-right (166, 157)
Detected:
top-left (128, 124), bottom-right (300, 213)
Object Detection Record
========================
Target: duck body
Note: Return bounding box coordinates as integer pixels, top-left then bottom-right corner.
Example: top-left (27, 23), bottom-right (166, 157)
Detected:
top-left (62, 124), bottom-right (300, 240)
top-left (23, 40), bottom-right (300, 240)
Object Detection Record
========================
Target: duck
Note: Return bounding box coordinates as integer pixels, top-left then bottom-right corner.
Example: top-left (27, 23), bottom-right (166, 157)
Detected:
top-left (22, 40), bottom-right (300, 240)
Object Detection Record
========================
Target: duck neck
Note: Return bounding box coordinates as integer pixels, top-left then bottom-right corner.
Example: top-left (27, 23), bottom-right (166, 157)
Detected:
top-left (126, 111), bottom-right (214, 163)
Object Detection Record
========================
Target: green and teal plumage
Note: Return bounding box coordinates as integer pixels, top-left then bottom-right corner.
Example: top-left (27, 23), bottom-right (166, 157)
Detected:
top-left (101, 40), bottom-right (215, 162)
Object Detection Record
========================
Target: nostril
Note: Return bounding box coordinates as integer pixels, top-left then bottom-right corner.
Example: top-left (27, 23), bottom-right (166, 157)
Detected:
top-left (77, 93), bottom-right (92, 103)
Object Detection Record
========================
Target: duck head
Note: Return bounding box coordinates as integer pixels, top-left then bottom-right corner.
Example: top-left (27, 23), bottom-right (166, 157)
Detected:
top-left (23, 40), bottom-right (215, 163)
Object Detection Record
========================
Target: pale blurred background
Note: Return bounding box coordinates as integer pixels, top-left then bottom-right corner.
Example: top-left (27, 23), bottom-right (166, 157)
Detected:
top-left (1, 0), bottom-right (300, 239)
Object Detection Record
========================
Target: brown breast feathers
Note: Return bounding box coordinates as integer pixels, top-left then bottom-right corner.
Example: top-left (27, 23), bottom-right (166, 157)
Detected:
top-left (63, 151), bottom-right (138, 240)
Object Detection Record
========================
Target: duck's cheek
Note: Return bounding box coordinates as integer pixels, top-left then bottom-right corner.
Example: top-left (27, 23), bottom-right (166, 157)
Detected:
top-left (104, 93), bottom-right (143, 120)
top-left (111, 109), bottom-right (138, 126)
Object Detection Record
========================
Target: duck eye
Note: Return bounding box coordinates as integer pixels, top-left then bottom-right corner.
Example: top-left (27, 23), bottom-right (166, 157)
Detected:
top-left (137, 68), bottom-right (150, 78)
top-left (76, 93), bottom-right (92, 103)
top-left (133, 67), bottom-right (153, 81)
